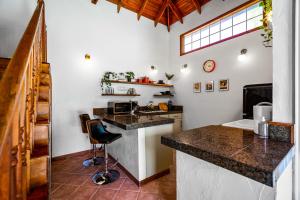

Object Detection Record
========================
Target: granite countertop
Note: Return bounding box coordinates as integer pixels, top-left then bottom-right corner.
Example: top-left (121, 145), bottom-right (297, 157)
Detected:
top-left (161, 125), bottom-right (294, 187)
top-left (101, 114), bottom-right (175, 130)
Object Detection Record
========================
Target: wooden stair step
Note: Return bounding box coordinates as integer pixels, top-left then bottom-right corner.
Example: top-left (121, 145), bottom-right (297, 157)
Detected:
top-left (39, 73), bottom-right (50, 86)
top-left (30, 145), bottom-right (49, 189)
top-left (34, 124), bottom-right (49, 146)
top-left (0, 57), bottom-right (10, 80)
top-left (27, 184), bottom-right (48, 200)
top-left (41, 63), bottom-right (50, 74)
top-left (31, 144), bottom-right (49, 159)
top-left (38, 85), bottom-right (50, 102)
top-left (37, 101), bottom-right (50, 120)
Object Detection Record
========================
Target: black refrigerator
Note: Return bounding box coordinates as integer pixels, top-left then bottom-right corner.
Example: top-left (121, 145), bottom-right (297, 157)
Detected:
top-left (243, 83), bottom-right (272, 119)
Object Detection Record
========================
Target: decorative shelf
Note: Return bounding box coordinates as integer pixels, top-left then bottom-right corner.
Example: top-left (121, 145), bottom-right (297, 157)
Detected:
top-left (102, 94), bottom-right (141, 96)
top-left (153, 94), bottom-right (174, 98)
top-left (110, 80), bottom-right (173, 87)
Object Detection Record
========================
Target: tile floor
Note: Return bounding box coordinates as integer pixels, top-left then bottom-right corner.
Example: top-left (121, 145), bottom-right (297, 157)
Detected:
top-left (51, 150), bottom-right (176, 200)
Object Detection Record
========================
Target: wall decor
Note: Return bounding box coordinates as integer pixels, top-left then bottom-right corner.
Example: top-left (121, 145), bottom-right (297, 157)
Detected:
top-left (203, 60), bottom-right (216, 73)
top-left (205, 81), bottom-right (214, 92)
top-left (219, 79), bottom-right (229, 91)
top-left (193, 82), bottom-right (201, 93)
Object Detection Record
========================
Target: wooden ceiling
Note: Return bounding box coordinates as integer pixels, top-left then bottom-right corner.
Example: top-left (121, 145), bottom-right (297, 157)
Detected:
top-left (91, 0), bottom-right (212, 31)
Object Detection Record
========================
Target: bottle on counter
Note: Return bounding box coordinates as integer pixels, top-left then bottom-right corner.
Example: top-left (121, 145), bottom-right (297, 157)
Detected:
top-left (258, 117), bottom-right (269, 138)
top-left (168, 100), bottom-right (173, 111)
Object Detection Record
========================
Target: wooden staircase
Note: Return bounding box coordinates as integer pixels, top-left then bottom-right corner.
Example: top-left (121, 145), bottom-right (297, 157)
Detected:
top-left (28, 63), bottom-right (52, 199)
top-left (0, 1), bottom-right (51, 199)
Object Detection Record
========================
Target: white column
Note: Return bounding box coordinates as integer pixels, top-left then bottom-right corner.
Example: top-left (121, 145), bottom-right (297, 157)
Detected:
top-left (295, 0), bottom-right (300, 199)
top-left (272, 0), bottom-right (294, 123)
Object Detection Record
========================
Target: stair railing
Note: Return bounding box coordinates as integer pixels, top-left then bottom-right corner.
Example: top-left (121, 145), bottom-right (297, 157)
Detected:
top-left (0, 1), bottom-right (47, 199)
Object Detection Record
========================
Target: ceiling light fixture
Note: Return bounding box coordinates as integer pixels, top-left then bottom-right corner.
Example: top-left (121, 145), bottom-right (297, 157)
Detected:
top-left (151, 65), bottom-right (158, 73)
top-left (85, 54), bottom-right (91, 60)
top-left (181, 64), bottom-right (188, 73)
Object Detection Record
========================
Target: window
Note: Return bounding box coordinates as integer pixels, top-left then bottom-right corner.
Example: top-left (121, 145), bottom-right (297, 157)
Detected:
top-left (180, 0), bottom-right (263, 55)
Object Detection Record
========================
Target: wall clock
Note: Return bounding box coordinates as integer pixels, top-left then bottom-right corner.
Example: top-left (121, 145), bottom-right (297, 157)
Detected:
top-left (203, 60), bottom-right (216, 73)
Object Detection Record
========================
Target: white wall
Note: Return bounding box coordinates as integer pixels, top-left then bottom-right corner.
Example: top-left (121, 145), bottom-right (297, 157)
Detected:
top-left (272, 0), bottom-right (294, 123)
top-left (45, 0), bottom-right (171, 157)
top-left (176, 151), bottom-right (276, 200)
top-left (169, 0), bottom-right (273, 130)
top-left (0, 0), bottom-right (36, 57)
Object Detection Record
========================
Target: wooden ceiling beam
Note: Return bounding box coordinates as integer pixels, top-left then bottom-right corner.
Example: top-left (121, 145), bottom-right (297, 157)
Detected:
top-left (154, 0), bottom-right (169, 27)
top-left (167, 7), bottom-right (170, 32)
top-left (169, 0), bottom-right (183, 24)
top-left (91, 0), bottom-right (99, 4)
top-left (137, 0), bottom-right (149, 20)
top-left (117, 0), bottom-right (122, 13)
top-left (191, 0), bottom-right (202, 14)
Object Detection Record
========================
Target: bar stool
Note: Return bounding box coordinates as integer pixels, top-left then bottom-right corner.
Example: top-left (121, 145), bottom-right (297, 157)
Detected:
top-left (79, 114), bottom-right (104, 167)
top-left (86, 119), bottom-right (122, 185)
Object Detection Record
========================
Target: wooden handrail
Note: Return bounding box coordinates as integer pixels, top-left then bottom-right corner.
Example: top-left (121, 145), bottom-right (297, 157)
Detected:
top-left (0, 1), bottom-right (47, 199)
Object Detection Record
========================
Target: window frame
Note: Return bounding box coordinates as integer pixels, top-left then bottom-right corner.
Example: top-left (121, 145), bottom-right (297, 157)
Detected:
top-left (180, 0), bottom-right (263, 56)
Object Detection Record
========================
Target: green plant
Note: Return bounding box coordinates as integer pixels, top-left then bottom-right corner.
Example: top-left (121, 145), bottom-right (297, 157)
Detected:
top-left (260, 0), bottom-right (272, 47)
top-left (165, 73), bottom-right (174, 80)
top-left (101, 72), bottom-right (117, 90)
top-left (125, 71), bottom-right (135, 82)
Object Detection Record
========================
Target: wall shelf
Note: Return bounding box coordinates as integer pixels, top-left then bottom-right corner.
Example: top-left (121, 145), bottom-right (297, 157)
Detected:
top-left (102, 94), bottom-right (141, 97)
top-left (153, 94), bottom-right (174, 98)
top-left (110, 80), bottom-right (173, 87)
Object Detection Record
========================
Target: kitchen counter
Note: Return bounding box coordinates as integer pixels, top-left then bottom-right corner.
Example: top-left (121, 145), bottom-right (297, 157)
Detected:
top-left (161, 125), bottom-right (294, 187)
top-left (100, 114), bottom-right (174, 130)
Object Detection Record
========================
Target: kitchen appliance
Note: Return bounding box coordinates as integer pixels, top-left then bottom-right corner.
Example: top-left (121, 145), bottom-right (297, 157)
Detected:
top-left (253, 102), bottom-right (272, 133)
top-left (243, 83), bottom-right (272, 119)
top-left (107, 101), bottom-right (138, 115)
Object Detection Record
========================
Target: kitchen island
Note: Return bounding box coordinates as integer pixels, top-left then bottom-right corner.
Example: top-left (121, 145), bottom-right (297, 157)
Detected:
top-left (93, 108), bottom-right (181, 185)
top-left (162, 125), bottom-right (295, 200)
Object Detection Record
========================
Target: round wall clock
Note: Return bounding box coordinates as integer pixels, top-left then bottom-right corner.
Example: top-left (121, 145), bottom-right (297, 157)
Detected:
top-left (203, 60), bottom-right (216, 73)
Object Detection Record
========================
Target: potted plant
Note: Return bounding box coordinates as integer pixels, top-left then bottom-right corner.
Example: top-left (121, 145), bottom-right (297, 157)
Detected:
top-left (165, 73), bottom-right (174, 84)
top-left (260, 0), bottom-right (272, 47)
top-left (101, 72), bottom-right (117, 91)
top-left (125, 71), bottom-right (135, 82)
top-left (118, 72), bottom-right (125, 81)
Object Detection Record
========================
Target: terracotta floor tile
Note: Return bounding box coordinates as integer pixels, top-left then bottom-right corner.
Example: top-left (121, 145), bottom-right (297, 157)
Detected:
top-left (51, 184), bottom-right (79, 199)
top-left (114, 190), bottom-right (139, 200)
top-left (90, 188), bottom-right (118, 200)
top-left (51, 150), bottom-right (176, 199)
top-left (141, 181), bottom-right (160, 194)
top-left (120, 178), bottom-right (140, 192)
top-left (51, 183), bottom-right (62, 193)
top-left (66, 186), bottom-right (98, 200)
top-left (138, 192), bottom-right (161, 200)
top-left (65, 174), bottom-right (90, 186)
top-left (52, 172), bottom-right (69, 184)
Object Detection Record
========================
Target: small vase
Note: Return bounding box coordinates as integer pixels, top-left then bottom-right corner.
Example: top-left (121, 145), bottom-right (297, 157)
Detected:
top-left (166, 80), bottom-right (172, 85)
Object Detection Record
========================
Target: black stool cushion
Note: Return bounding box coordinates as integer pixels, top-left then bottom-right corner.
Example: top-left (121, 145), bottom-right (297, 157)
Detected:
top-left (90, 122), bottom-right (122, 144)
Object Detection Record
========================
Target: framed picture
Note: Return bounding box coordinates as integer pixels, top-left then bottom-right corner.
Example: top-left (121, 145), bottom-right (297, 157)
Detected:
top-left (205, 81), bottom-right (214, 92)
top-left (219, 79), bottom-right (229, 91)
top-left (193, 82), bottom-right (201, 93)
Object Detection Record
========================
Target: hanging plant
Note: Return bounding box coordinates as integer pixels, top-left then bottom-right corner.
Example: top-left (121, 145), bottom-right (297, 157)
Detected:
top-left (260, 0), bottom-right (273, 47)
top-left (100, 72), bottom-right (117, 91)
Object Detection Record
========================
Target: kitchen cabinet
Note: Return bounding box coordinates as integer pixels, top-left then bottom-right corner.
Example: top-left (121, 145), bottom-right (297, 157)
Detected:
top-left (160, 113), bottom-right (182, 134)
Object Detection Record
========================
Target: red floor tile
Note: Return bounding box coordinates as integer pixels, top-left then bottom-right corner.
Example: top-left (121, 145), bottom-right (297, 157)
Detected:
top-left (90, 188), bottom-right (118, 200)
top-left (51, 151), bottom-right (176, 200)
top-left (137, 192), bottom-right (161, 200)
top-left (67, 186), bottom-right (98, 200)
top-left (114, 190), bottom-right (139, 200)
top-left (51, 184), bottom-right (79, 199)
top-left (120, 178), bottom-right (140, 192)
